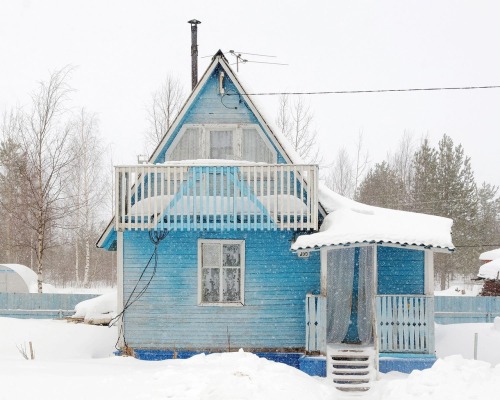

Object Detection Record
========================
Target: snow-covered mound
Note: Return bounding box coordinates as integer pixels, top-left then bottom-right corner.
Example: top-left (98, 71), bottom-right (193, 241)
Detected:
top-left (376, 355), bottom-right (500, 400)
top-left (479, 248), bottom-right (500, 261)
top-left (478, 258), bottom-right (500, 280)
top-left (0, 317), bottom-right (116, 360)
top-left (73, 292), bottom-right (117, 325)
top-left (1, 317), bottom-right (500, 399)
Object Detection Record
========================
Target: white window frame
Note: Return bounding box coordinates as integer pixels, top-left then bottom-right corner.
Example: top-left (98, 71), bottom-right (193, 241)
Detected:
top-left (198, 239), bottom-right (245, 306)
top-left (166, 124), bottom-right (277, 163)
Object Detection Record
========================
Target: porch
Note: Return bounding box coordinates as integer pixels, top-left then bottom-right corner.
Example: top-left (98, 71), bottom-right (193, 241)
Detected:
top-left (306, 294), bottom-right (435, 355)
top-left (114, 163), bottom-right (318, 232)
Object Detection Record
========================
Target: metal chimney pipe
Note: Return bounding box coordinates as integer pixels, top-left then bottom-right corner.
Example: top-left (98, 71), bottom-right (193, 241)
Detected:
top-left (188, 19), bottom-right (201, 90)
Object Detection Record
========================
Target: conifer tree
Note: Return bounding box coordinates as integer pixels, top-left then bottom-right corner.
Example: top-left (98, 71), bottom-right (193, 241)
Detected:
top-left (356, 161), bottom-right (406, 209)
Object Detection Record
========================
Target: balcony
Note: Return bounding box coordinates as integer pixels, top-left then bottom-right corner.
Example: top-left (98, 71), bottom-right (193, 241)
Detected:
top-left (115, 163), bottom-right (318, 232)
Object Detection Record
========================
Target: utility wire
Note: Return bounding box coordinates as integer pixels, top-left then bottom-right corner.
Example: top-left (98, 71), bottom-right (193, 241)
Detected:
top-left (226, 85), bottom-right (500, 96)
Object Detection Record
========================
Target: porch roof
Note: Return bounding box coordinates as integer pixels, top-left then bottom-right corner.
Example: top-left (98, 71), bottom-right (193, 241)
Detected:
top-left (292, 184), bottom-right (454, 251)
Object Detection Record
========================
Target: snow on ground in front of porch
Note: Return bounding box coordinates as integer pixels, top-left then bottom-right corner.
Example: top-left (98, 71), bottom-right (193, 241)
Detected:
top-left (1, 315), bottom-right (500, 400)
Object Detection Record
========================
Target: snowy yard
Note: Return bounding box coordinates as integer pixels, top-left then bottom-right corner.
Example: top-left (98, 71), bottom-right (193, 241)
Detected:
top-left (1, 316), bottom-right (500, 400)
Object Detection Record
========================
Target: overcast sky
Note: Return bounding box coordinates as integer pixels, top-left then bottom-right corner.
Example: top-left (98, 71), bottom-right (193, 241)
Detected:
top-left (1, 0), bottom-right (499, 186)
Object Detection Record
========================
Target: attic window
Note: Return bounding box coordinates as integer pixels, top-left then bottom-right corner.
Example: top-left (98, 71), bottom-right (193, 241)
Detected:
top-left (210, 130), bottom-right (234, 159)
top-left (166, 124), bottom-right (277, 163)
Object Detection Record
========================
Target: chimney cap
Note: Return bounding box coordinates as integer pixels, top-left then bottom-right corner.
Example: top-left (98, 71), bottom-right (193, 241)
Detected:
top-left (188, 19), bottom-right (201, 25)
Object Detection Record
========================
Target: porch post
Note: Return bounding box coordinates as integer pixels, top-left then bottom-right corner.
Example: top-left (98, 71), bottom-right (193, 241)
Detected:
top-left (424, 249), bottom-right (435, 354)
top-left (116, 231), bottom-right (125, 348)
top-left (320, 247), bottom-right (327, 296)
top-left (424, 250), bottom-right (434, 295)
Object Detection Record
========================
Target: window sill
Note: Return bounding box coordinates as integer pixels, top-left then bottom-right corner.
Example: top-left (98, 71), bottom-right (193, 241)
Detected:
top-left (198, 302), bottom-right (244, 307)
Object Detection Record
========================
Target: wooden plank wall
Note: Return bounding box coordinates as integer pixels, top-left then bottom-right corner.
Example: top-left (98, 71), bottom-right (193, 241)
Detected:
top-left (0, 293), bottom-right (98, 319)
top-left (435, 296), bottom-right (500, 324)
top-left (377, 247), bottom-right (425, 295)
top-left (122, 229), bottom-right (320, 351)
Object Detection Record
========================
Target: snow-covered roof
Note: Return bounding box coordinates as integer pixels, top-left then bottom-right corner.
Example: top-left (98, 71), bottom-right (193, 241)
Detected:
top-left (479, 248), bottom-right (500, 261)
top-left (291, 184), bottom-right (454, 251)
top-left (0, 263), bottom-right (55, 293)
top-left (478, 258), bottom-right (500, 280)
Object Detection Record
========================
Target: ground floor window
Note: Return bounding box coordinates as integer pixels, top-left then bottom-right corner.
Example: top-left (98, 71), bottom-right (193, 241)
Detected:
top-left (198, 239), bottom-right (245, 305)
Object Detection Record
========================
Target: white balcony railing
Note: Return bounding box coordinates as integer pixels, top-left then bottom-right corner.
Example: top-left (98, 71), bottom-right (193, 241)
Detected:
top-left (115, 163), bottom-right (318, 232)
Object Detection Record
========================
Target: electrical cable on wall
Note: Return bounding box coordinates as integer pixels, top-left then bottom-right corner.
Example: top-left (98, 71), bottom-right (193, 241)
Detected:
top-left (109, 226), bottom-right (169, 352)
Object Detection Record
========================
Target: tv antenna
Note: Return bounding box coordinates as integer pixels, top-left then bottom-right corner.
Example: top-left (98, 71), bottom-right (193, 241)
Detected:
top-left (228, 50), bottom-right (288, 72)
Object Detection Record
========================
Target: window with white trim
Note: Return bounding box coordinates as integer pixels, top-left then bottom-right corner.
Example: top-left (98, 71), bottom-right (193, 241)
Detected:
top-left (167, 124), bottom-right (276, 163)
top-left (198, 239), bottom-right (245, 305)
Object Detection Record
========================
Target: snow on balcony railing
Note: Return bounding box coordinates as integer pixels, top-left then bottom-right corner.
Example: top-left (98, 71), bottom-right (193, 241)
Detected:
top-left (115, 164), bottom-right (318, 232)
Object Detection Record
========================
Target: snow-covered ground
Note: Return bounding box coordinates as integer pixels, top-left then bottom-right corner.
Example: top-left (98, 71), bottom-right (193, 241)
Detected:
top-left (1, 316), bottom-right (500, 400)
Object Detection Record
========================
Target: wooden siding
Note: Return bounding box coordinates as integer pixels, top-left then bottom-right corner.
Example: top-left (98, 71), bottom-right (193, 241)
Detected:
top-left (377, 247), bottom-right (425, 295)
top-left (155, 65), bottom-right (287, 164)
top-left (435, 296), bottom-right (500, 324)
top-left (122, 229), bottom-right (320, 350)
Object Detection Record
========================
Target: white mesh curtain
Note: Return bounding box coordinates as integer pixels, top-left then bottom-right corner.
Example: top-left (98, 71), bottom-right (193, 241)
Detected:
top-left (170, 128), bottom-right (201, 161)
top-left (326, 248), bottom-right (355, 343)
top-left (210, 130), bottom-right (233, 159)
top-left (242, 128), bottom-right (274, 163)
top-left (357, 246), bottom-right (374, 344)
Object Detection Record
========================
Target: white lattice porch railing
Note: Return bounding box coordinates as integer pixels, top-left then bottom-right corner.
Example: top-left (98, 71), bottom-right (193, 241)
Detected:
top-left (375, 295), bottom-right (435, 354)
top-left (115, 163), bottom-right (318, 232)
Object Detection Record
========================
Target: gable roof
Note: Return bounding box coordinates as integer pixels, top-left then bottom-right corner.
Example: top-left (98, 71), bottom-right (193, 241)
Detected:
top-left (291, 183), bottom-right (454, 251)
top-left (97, 50), bottom-right (325, 249)
top-left (148, 50), bottom-right (303, 166)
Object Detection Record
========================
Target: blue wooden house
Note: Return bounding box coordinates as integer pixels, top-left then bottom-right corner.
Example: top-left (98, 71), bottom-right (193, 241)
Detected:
top-left (97, 51), bottom-right (454, 390)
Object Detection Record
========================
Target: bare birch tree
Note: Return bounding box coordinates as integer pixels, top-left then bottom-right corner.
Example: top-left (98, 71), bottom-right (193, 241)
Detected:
top-left (326, 132), bottom-right (369, 199)
top-left (275, 94), bottom-right (320, 164)
top-left (389, 131), bottom-right (415, 200)
top-left (326, 147), bottom-right (354, 197)
top-left (145, 75), bottom-right (186, 154)
top-left (68, 109), bottom-right (107, 286)
top-left (17, 67), bottom-right (75, 292)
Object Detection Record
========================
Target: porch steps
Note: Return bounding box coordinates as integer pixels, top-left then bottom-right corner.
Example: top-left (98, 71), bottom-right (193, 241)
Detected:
top-left (327, 345), bottom-right (376, 392)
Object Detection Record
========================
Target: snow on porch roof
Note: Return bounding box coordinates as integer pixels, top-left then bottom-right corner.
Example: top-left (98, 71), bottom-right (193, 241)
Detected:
top-left (291, 184), bottom-right (454, 251)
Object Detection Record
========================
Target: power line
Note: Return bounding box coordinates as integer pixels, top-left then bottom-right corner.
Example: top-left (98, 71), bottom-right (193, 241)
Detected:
top-left (227, 85), bottom-right (500, 96)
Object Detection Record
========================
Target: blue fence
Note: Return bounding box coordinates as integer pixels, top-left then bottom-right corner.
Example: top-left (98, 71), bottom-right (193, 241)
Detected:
top-left (0, 293), bottom-right (99, 319)
top-left (434, 296), bottom-right (500, 324)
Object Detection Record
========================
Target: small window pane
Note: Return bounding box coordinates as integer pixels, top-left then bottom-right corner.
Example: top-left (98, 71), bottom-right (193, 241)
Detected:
top-left (202, 243), bottom-right (220, 267)
top-left (242, 128), bottom-right (274, 163)
top-left (202, 268), bottom-right (220, 302)
top-left (223, 268), bottom-right (240, 301)
top-left (223, 244), bottom-right (240, 267)
top-left (210, 130), bottom-right (233, 159)
top-left (170, 128), bottom-right (201, 161)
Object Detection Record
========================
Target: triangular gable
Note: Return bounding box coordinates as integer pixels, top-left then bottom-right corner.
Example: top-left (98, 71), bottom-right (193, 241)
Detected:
top-left (148, 50), bottom-right (299, 166)
top-left (97, 50), bottom-right (326, 250)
